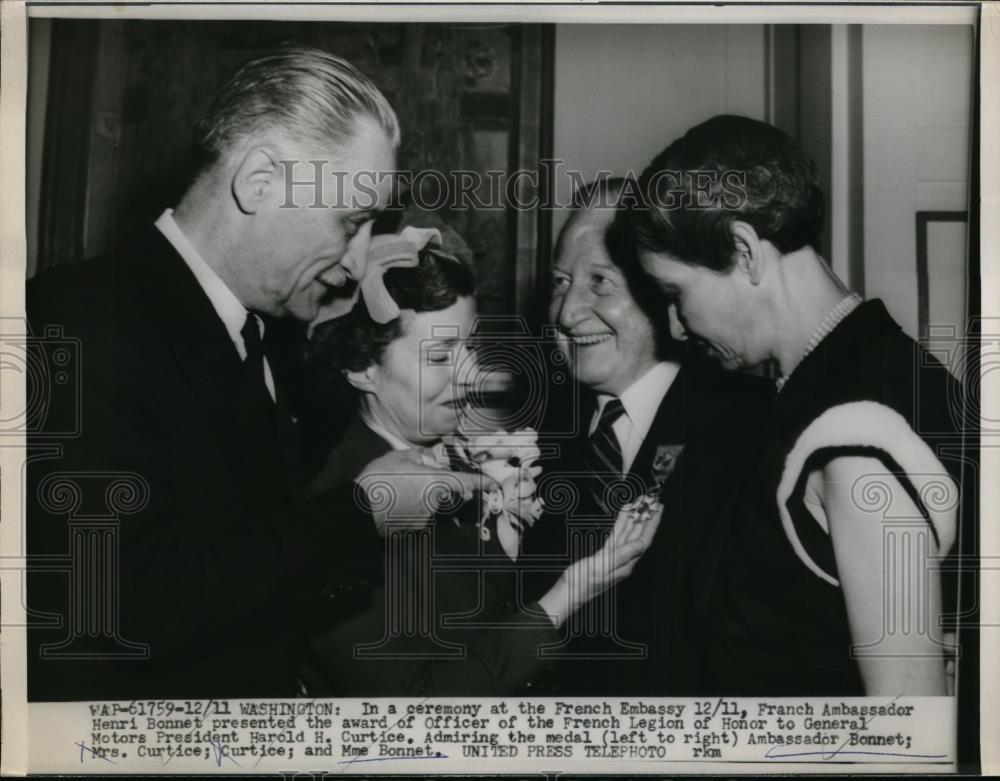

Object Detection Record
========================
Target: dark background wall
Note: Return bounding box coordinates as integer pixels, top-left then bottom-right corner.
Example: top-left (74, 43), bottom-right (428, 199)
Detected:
top-left (30, 19), bottom-right (551, 317)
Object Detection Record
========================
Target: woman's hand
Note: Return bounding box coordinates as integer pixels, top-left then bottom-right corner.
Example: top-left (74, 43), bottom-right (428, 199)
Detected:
top-left (537, 497), bottom-right (663, 628)
top-left (355, 448), bottom-right (498, 536)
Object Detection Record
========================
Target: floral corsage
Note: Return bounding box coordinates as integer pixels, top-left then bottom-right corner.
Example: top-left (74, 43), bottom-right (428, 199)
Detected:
top-left (445, 428), bottom-right (545, 550)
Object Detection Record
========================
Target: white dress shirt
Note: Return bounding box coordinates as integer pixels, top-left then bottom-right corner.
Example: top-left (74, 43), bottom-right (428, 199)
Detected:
top-left (589, 361), bottom-right (681, 474)
top-left (155, 209), bottom-right (275, 400)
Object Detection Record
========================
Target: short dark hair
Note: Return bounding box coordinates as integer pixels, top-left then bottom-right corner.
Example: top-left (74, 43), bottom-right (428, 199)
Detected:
top-left (307, 249), bottom-right (476, 375)
top-left (192, 45), bottom-right (400, 175)
top-left (627, 114), bottom-right (824, 271)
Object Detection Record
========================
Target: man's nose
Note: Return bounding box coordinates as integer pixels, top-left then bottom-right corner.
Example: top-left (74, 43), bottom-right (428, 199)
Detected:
top-left (668, 303), bottom-right (689, 341)
top-left (340, 220), bottom-right (373, 281)
top-left (553, 284), bottom-right (585, 331)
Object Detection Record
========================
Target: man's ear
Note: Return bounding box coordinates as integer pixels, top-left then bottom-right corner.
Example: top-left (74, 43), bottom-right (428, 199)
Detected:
top-left (730, 220), bottom-right (765, 285)
top-left (344, 365), bottom-right (379, 394)
top-left (231, 146), bottom-right (279, 215)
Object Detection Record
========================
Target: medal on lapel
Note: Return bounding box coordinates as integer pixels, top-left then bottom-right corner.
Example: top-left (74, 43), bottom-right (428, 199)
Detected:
top-left (631, 444), bottom-right (685, 523)
top-left (650, 443), bottom-right (685, 491)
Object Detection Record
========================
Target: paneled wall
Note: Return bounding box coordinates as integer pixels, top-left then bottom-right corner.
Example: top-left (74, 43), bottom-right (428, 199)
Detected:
top-left (548, 22), bottom-right (974, 343)
top-left (27, 21), bottom-right (974, 332)
top-left (862, 24), bottom-right (974, 339)
top-left (550, 24), bottom-right (769, 238)
top-left (29, 19), bottom-right (550, 316)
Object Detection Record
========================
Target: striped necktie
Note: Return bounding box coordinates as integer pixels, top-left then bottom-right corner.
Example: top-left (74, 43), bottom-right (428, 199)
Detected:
top-left (585, 397), bottom-right (625, 512)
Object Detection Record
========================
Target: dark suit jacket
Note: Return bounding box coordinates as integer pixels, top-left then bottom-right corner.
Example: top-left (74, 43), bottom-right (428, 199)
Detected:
top-left (304, 415), bottom-right (559, 695)
top-left (26, 227), bottom-right (383, 700)
top-left (522, 360), bottom-right (772, 695)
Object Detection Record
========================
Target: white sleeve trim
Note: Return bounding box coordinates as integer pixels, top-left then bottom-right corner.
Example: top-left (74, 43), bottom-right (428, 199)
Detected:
top-left (777, 400), bottom-right (959, 587)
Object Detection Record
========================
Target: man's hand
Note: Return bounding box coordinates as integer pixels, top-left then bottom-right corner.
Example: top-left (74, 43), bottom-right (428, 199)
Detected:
top-left (355, 448), bottom-right (497, 535)
top-left (537, 497), bottom-right (663, 627)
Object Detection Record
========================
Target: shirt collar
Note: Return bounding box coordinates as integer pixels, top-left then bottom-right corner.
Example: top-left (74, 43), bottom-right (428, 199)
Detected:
top-left (594, 361), bottom-right (681, 439)
top-left (155, 208), bottom-right (251, 356)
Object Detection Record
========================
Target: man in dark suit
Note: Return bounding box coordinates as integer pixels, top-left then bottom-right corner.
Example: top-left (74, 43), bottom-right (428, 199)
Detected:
top-left (26, 46), bottom-right (484, 700)
top-left (522, 179), bottom-right (771, 695)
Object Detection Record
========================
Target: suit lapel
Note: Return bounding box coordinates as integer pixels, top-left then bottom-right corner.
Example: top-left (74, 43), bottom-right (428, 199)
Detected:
top-left (143, 227), bottom-right (301, 494)
top-left (140, 228), bottom-right (247, 418)
top-left (627, 366), bottom-right (690, 491)
top-left (616, 369), bottom-right (693, 663)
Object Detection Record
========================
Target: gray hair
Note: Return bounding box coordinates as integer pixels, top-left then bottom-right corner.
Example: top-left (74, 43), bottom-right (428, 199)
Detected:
top-left (192, 45), bottom-right (400, 173)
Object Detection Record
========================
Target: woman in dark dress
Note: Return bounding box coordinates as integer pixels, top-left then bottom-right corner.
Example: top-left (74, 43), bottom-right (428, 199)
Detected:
top-left (300, 243), bottom-right (661, 696)
top-left (622, 115), bottom-right (967, 696)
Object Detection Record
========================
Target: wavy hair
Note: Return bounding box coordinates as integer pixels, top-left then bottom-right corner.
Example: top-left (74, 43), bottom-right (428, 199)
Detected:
top-left (192, 44), bottom-right (400, 174)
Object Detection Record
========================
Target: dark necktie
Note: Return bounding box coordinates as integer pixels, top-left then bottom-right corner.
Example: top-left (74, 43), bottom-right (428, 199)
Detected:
top-left (443, 442), bottom-right (467, 472)
top-left (241, 312), bottom-right (303, 502)
top-left (585, 397), bottom-right (625, 513)
top-left (240, 311), bottom-right (274, 409)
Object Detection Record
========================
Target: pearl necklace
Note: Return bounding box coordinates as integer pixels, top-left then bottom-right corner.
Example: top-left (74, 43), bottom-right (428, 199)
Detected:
top-left (775, 293), bottom-right (863, 392)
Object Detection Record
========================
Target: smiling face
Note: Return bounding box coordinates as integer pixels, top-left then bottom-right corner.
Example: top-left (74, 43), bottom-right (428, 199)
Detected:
top-left (244, 115), bottom-right (397, 321)
top-left (367, 296), bottom-right (477, 446)
top-left (637, 249), bottom-right (765, 371)
top-left (548, 209), bottom-right (658, 396)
